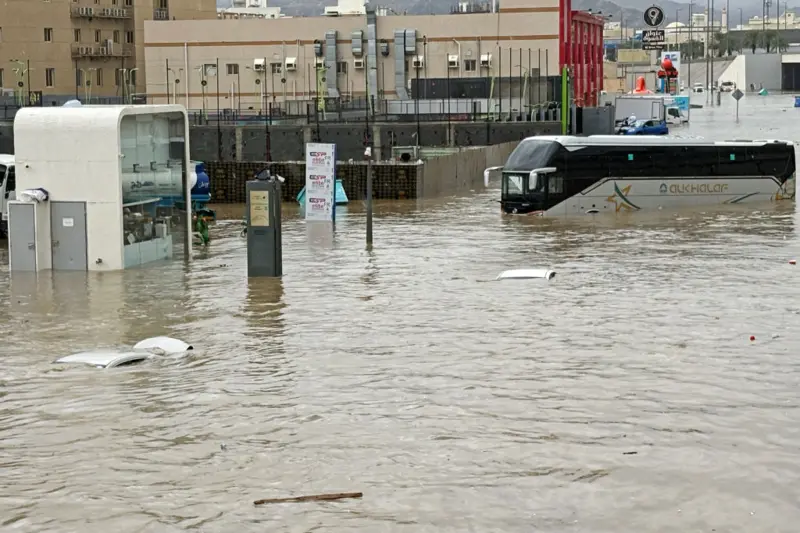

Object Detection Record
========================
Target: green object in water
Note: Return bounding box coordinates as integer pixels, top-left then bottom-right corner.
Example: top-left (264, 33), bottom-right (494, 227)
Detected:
top-left (759, 88), bottom-right (768, 96)
top-left (195, 216), bottom-right (210, 245)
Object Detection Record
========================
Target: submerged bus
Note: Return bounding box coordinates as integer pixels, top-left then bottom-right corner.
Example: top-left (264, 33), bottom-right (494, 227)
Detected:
top-left (492, 136), bottom-right (796, 216)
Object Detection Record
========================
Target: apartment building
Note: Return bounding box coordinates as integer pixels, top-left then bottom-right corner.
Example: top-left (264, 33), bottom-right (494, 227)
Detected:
top-left (0, 0), bottom-right (215, 104)
top-left (145, 0), bottom-right (606, 112)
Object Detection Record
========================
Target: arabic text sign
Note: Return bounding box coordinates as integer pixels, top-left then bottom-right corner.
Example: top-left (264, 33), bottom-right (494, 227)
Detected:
top-left (305, 143), bottom-right (336, 222)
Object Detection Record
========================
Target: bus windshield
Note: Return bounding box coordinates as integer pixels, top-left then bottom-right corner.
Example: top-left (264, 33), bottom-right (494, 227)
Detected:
top-left (0, 165), bottom-right (6, 187)
top-left (504, 140), bottom-right (559, 172)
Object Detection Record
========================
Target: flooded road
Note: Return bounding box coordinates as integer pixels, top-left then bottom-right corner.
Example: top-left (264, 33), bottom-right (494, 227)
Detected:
top-left (3, 97), bottom-right (800, 532)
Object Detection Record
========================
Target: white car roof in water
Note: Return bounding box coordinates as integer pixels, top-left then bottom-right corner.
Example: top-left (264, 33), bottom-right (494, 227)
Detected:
top-left (55, 351), bottom-right (150, 369)
top-left (522, 136), bottom-right (794, 148)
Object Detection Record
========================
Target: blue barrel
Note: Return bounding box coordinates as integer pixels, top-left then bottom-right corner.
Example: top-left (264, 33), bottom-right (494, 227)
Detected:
top-left (191, 161), bottom-right (210, 195)
top-left (794, 96), bottom-right (800, 108)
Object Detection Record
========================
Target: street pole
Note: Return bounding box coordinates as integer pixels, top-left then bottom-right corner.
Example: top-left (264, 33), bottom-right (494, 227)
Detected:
top-left (26, 59), bottom-right (31, 105)
top-left (364, 57), bottom-right (373, 248)
top-left (710, 0), bottom-right (715, 103)
top-left (688, 1), bottom-right (693, 120)
top-left (705, 0), bottom-right (710, 104)
top-left (216, 58), bottom-right (221, 160)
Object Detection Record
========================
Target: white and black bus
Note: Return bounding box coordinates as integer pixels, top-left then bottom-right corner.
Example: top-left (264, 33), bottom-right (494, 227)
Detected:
top-left (492, 136), bottom-right (796, 216)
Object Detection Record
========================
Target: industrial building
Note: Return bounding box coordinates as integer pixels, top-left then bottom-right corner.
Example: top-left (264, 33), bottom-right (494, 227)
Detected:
top-left (143, 0), bottom-right (604, 113)
top-left (0, 0), bottom-right (216, 105)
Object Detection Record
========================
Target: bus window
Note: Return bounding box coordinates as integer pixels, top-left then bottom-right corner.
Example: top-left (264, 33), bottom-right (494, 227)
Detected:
top-left (548, 175), bottom-right (564, 194)
top-left (0, 165), bottom-right (6, 187)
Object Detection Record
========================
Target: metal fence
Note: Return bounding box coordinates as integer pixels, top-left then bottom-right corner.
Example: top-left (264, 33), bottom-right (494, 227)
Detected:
top-left (1, 90), bottom-right (565, 124)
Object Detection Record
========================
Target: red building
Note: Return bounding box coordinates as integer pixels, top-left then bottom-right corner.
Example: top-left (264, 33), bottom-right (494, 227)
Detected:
top-left (559, 0), bottom-right (605, 106)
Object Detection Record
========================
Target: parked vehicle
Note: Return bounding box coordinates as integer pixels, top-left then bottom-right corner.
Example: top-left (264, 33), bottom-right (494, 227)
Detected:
top-left (720, 81), bottom-right (735, 92)
top-left (0, 155), bottom-right (15, 238)
top-left (620, 119), bottom-right (669, 135)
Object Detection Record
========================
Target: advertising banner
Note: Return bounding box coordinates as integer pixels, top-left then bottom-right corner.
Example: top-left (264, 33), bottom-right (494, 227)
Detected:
top-left (304, 143), bottom-right (336, 222)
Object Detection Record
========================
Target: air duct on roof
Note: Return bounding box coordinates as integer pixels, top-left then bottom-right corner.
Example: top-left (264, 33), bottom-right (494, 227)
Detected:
top-left (325, 30), bottom-right (339, 97)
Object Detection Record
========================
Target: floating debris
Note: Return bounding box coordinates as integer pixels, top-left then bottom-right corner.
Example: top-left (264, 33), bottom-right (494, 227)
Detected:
top-left (254, 492), bottom-right (363, 506)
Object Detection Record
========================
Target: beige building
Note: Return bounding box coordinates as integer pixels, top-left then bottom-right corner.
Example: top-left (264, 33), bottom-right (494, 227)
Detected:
top-left (0, 0), bottom-right (215, 104)
top-left (144, 0), bottom-right (562, 112)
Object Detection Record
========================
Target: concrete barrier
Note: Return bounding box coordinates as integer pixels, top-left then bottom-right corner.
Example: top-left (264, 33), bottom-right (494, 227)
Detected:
top-left (417, 142), bottom-right (518, 197)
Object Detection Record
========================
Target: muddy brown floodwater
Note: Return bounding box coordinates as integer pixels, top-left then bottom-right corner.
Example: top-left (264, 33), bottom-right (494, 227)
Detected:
top-left (2, 97), bottom-right (800, 532)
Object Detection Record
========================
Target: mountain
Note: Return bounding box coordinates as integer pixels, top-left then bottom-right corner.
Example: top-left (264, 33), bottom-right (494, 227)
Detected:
top-left (215, 0), bottom-right (786, 26)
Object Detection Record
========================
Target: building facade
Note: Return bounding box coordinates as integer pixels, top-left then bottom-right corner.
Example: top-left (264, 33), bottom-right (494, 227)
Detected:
top-left (0, 0), bottom-right (215, 104)
top-left (144, 0), bottom-right (604, 112)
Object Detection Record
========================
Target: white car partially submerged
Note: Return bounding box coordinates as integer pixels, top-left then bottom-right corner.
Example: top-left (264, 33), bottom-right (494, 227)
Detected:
top-left (54, 336), bottom-right (193, 369)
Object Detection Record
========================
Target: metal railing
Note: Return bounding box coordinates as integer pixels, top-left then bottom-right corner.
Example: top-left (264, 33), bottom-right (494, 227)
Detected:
top-left (70, 43), bottom-right (134, 59)
top-left (70, 6), bottom-right (132, 18)
top-left (183, 95), bottom-right (565, 126)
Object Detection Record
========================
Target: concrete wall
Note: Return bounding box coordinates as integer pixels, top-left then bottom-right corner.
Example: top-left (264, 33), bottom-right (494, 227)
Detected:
top-left (418, 142), bottom-right (518, 197)
top-left (718, 55), bottom-right (746, 92)
top-left (744, 53), bottom-right (783, 91)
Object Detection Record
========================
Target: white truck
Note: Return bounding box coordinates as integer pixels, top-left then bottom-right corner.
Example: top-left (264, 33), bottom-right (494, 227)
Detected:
top-left (0, 154), bottom-right (15, 238)
top-left (614, 95), bottom-right (666, 124)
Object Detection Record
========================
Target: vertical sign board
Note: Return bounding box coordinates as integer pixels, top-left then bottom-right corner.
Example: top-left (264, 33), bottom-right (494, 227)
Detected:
top-left (660, 50), bottom-right (681, 93)
top-left (305, 143), bottom-right (336, 222)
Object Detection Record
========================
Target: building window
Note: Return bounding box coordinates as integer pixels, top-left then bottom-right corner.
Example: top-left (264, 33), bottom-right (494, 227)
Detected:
top-left (125, 31), bottom-right (134, 44)
top-left (270, 62), bottom-right (281, 74)
top-left (95, 30), bottom-right (101, 43)
top-left (96, 68), bottom-right (103, 86)
top-left (44, 28), bottom-right (53, 42)
top-left (115, 68), bottom-right (123, 86)
top-left (46, 68), bottom-right (56, 87)
top-left (202, 63), bottom-right (216, 76)
top-left (125, 0), bottom-right (132, 5)
top-left (75, 69), bottom-right (83, 88)
top-left (336, 61), bottom-right (347, 74)
top-left (226, 63), bottom-right (238, 75)
top-left (464, 59), bottom-right (477, 72)
top-left (74, 29), bottom-right (81, 43)
top-left (158, 0), bottom-right (168, 9)
top-left (0, 69), bottom-right (4, 88)
top-left (0, 27), bottom-right (3, 42)
top-left (112, 0), bottom-right (117, 4)
top-left (113, 30), bottom-right (120, 44)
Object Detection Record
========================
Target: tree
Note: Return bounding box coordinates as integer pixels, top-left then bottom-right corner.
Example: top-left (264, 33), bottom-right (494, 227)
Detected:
top-left (769, 30), bottom-right (788, 52)
top-left (679, 39), bottom-right (704, 60)
top-left (743, 30), bottom-right (760, 54)
top-left (757, 31), bottom-right (772, 53)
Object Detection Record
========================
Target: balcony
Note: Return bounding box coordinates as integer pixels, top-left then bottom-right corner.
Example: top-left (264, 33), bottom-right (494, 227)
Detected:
top-left (153, 8), bottom-right (169, 20)
top-left (71, 6), bottom-right (133, 19)
top-left (71, 44), bottom-right (134, 59)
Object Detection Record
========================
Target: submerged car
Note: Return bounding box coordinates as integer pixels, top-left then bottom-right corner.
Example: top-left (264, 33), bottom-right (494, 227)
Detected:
top-left (621, 119), bottom-right (669, 135)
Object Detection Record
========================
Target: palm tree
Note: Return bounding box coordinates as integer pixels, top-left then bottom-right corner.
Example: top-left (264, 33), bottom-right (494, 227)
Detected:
top-left (769, 30), bottom-right (788, 52)
top-left (743, 30), bottom-right (760, 54)
top-left (757, 31), bottom-right (772, 53)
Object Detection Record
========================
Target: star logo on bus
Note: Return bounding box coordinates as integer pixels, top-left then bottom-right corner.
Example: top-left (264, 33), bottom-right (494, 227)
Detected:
top-left (606, 183), bottom-right (641, 212)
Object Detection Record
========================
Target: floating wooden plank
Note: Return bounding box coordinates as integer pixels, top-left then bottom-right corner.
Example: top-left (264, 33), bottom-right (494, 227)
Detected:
top-left (254, 492), bottom-right (363, 506)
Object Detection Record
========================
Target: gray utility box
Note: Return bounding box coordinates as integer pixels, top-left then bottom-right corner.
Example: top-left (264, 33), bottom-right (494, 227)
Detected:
top-left (245, 178), bottom-right (282, 277)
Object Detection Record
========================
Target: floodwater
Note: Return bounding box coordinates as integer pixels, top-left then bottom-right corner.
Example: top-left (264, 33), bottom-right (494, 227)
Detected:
top-left (3, 96), bottom-right (800, 532)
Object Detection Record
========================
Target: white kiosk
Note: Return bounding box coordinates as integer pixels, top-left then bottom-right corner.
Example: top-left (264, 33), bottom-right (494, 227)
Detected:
top-left (8, 104), bottom-right (193, 272)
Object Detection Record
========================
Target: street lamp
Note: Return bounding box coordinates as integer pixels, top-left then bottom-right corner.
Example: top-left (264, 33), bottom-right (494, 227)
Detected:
top-left (675, 8), bottom-right (682, 50)
top-left (127, 67), bottom-right (139, 104)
